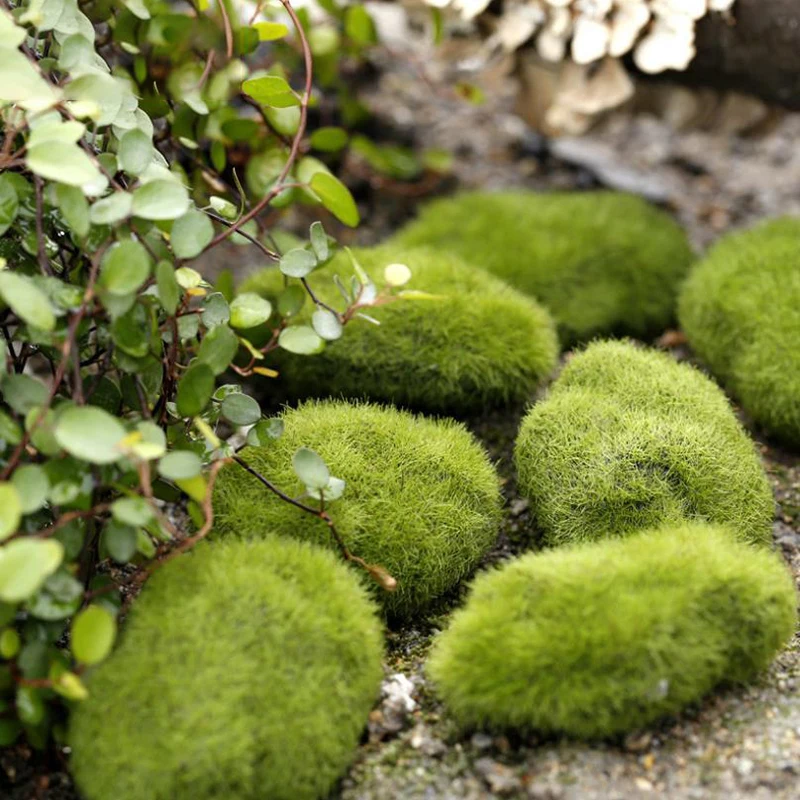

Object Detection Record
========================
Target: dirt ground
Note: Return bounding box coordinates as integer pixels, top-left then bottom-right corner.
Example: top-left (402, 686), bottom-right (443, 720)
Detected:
top-left (4, 32), bottom-right (800, 800)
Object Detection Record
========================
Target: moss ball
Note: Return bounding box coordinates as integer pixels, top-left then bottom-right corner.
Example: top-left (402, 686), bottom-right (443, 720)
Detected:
top-left (69, 537), bottom-right (384, 800)
top-left (212, 400), bottom-right (502, 619)
top-left (678, 217), bottom-right (800, 446)
top-left (240, 245), bottom-right (558, 413)
top-left (392, 191), bottom-right (694, 345)
top-left (514, 340), bottom-right (773, 547)
top-left (428, 522), bottom-right (797, 739)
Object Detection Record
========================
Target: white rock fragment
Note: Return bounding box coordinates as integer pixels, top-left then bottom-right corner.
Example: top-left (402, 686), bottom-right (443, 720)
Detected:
top-left (536, 6), bottom-right (572, 61)
top-left (709, 0), bottom-right (734, 9)
top-left (609, 1), bottom-right (651, 56)
top-left (656, 0), bottom-right (707, 19)
top-left (453, 0), bottom-right (493, 20)
top-left (493, 4), bottom-right (546, 51)
top-left (382, 673), bottom-right (417, 714)
top-left (571, 16), bottom-right (611, 63)
top-left (634, 17), bottom-right (696, 73)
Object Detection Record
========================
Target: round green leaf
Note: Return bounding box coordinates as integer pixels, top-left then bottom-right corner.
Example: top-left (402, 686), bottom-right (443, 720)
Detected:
top-left (118, 129), bottom-right (153, 176)
top-left (309, 127), bottom-right (348, 154)
top-left (111, 497), bottom-right (153, 527)
top-left (309, 220), bottom-right (329, 261)
top-left (311, 308), bottom-right (343, 341)
top-left (171, 208), bottom-right (214, 259)
top-left (10, 465), bottom-right (49, 515)
top-left (292, 447), bottom-right (329, 490)
top-left (200, 293), bottom-right (230, 328)
top-left (156, 260), bottom-right (181, 315)
top-left (196, 324), bottom-right (239, 375)
top-left (157, 450), bottom-right (202, 481)
top-left (229, 292), bottom-right (272, 329)
top-left (55, 184), bottom-right (90, 238)
top-left (278, 325), bottom-right (324, 355)
top-left (71, 605), bottom-right (117, 665)
top-left (0, 272), bottom-right (55, 332)
top-left (101, 519), bottom-right (138, 563)
top-left (279, 248), bottom-right (317, 279)
top-left (89, 191), bottom-right (133, 225)
top-left (55, 406), bottom-right (127, 464)
top-left (176, 362), bottom-right (215, 417)
top-left (132, 179), bottom-right (190, 221)
top-left (25, 141), bottom-right (102, 188)
top-left (100, 240), bottom-right (151, 295)
top-left (2, 374), bottom-right (48, 415)
top-left (309, 172), bottom-right (360, 227)
top-left (0, 538), bottom-right (64, 603)
top-left (253, 21), bottom-right (289, 40)
top-left (0, 176), bottom-right (19, 237)
top-left (0, 483), bottom-right (22, 541)
top-left (246, 417), bottom-right (284, 446)
top-left (242, 75), bottom-right (295, 107)
top-left (220, 393), bottom-right (261, 426)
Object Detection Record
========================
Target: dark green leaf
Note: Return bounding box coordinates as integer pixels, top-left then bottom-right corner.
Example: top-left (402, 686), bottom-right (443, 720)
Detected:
top-left (220, 393), bottom-right (261, 426)
top-left (0, 272), bottom-right (55, 331)
top-left (101, 519), bottom-right (138, 563)
top-left (196, 324), bottom-right (238, 375)
top-left (171, 208), bottom-right (214, 259)
top-left (176, 362), bottom-right (215, 417)
top-left (100, 240), bottom-right (151, 295)
top-left (309, 172), bottom-right (360, 227)
top-left (156, 260), bottom-right (181, 315)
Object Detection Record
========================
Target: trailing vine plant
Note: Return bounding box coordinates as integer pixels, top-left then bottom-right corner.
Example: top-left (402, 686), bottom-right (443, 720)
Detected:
top-left (0, 0), bottom-right (410, 749)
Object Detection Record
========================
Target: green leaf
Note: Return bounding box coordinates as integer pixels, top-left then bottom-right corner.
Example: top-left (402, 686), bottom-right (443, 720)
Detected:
top-left (2, 375), bottom-right (48, 415)
top-left (99, 240), bottom-right (151, 295)
top-left (292, 447), bottom-right (329, 490)
top-left (64, 73), bottom-right (123, 126)
top-left (118, 129), bottom-right (153, 176)
top-left (55, 184), bottom-right (90, 237)
top-left (89, 191), bottom-right (133, 225)
top-left (16, 686), bottom-right (44, 726)
top-left (0, 538), bottom-right (63, 602)
top-left (171, 208), bottom-right (214, 259)
top-left (25, 141), bottom-right (101, 189)
top-left (309, 172), bottom-right (360, 227)
top-left (280, 248), bottom-right (317, 279)
top-left (253, 21), bottom-right (289, 40)
top-left (345, 5), bottom-right (377, 46)
top-left (157, 450), bottom-right (202, 481)
top-left (111, 497), bottom-right (153, 527)
top-left (278, 325), bottom-right (324, 355)
top-left (0, 483), bottom-right (22, 542)
top-left (312, 307), bottom-right (343, 341)
top-left (111, 303), bottom-right (150, 357)
top-left (196, 324), bottom-right (239, 375)
top-left (0, 176), bottom-right (19, 237)
top-left (0, 411), bottom-right (22, 446)
top-left (10, 465), bottom-right (49, 515)
top-left (229, 292), bottom-right (272, 329)
top-left (176, 362), bottom-right (215, 417)
top-left (320, 475), bottom-right (345, 501)
top-left (101, 519), bottom-right (138, 563)
top-left (0, 628), bottom-right (20, 659)
top-left (200, 292), bottom-right (230, 328)
top-left (54, 406), bottom-right (127, 465)
top-left (309, 127), bottom-right (348, 153)
top-left (220, 393), bottom-right (261, 426)
top-left (309, 221), bottom-right (330, 262)
top-left (242, 75), bottom-right (297, 108)
top-left (0, 272), bottom-right (55, 332)
top-left (155, 260), bottom-right (181, 315)
top-left (246, 417), bottom-right (284, 446)
top-left (277, 284), bottom-right (306, 317)
top-left (132, 179), bottom-right (190, 221)
top-left (71, 605), bottom-right (116, 665)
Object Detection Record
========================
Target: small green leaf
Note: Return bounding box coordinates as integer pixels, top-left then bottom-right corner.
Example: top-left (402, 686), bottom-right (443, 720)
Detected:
top-left (118, 129), bottom-right (153, 176)
top-left (54, 406), bottom-right (127, 465)
top-left (280, 248), bottom-right (317, 279)
top-left (0, 539), bottom-right (63, 603)
top-left (220, 393), bottom-right (261, 426)
top-left (176, 362), bottom-right (215, 417)
top-left (157, 450), bottom-right (202, 481)
top-left (229, 293), bottom-right (272, 329)
top-left (0, 628), bottom-right (20, 659)
top-left (278, 325), bottom-right (324, 355)
top-left (55, 184), bottom-right (90, 238)
top-left (71, 605), bottom-right (116, 665)
top-left (292, 447), bottom-right (329, 490)
top-left (100, 240), bottom-right (151, 295)
top-left (2, 375), bottom-right (48, 415)
top-left (253, 21), bottom-right (289, 40)
top-left (0, 272), bottom-right (55, 332)
top-left (344, 5), bottom-right (377, 46)
top-left (132, 179), bottom-right (190, 221)
top-left (277, 284), bottom-right (306, 317)
top-left (200, 292), bottom-right (230, 328)
top-left (309, 172), bottom-right (360, 227)
top-left (25, 141), bottom-right (101, 189)
top-left (171, 208), bottom-right (214, 259)
top-left (89, 191), bottom-right (133, 225)
top-left (242, 75), bottom-right (297, 108)
top-left (16, 686), bottom-right (44, 726)
top-left (10, 465), bottom-right (49, 515)
top-left (309, 221), bottom-right (330, 262)
top-left (246, 417), bottom-right (284, 446)
top-left (320, 475), bottom-right (346, 501)
top-left (101, 519), bottom-right (138, 563)
top-left (196, 324), bottom-right (239, 375)
top-left (111, 497), bottom-right (153, 527)
top-left (0, 483), bottom-right (22, 542)
top-left (0, 176), bottom-right (19, 237)
top-left (309, 127), bottom-right (348, 153)
top-left (156, 260), bottom-right (181, 315)
top-left (311, 308), bottom-right (343, 341)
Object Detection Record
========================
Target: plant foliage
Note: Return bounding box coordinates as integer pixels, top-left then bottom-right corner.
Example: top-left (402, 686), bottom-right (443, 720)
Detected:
top-left (514, 340), bottom-right (774, 547)
top-left (678, 217), bottom-right (800, 446)
top-left (428, 522), bottom-right (797, 739)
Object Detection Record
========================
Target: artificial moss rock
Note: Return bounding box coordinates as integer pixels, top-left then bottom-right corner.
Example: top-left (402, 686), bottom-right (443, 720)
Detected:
top-left (213, 400), bottom-right (502, 619)
top-left (69, 537), bottom-right (383, 800)
top-left (241, 245), bottom-right (558, 413)
top-left (678, 217), bottom-right (800, 446)
top-left (392, 190), bottom-right (694, 345)
top-left (515, 340), bottom-right (774, 546)
top-left (428, 523), bottom-right (797, 739)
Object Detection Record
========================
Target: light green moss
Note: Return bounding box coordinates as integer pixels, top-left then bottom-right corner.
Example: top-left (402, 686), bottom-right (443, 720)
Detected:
top-left (392, 190), bottom-right (694, 345)
top-left (678, 217), bottom-right (800, 446)
top-left (240, 245), bottom-right (558, 413)
top-left (515, 340), bottom-right (774, 546)
top-left (69, 537), bottom-right (384, 800)
top-left (212, 400), bottom-right (502, 619)
top-left (428, 522), bottom-right (797, 739)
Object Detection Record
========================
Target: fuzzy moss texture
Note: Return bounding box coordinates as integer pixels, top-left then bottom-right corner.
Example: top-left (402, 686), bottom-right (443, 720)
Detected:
top-left (515, 341), bottom-right (774, 547)
top-left (69, 537), bottom-right (384, 800)
top-left (212, 400), bottom-right (502, 619)
top-left (392, 190), bottom-right (694, 345)
top-left (240, 245), bottom-right (559, 413)
top-left (679, 217), bottom-right (800, 446)
top-left (428, 523), bottom-right (798, 739)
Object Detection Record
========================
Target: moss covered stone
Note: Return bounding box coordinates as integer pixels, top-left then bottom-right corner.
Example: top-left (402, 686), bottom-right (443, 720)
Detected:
top-left (392, 190), bottom-right (694, 345)
top-left (241, 245), bottom-right (558, 413)
top-left (69, 537), bottom-right (383, 800)
top-left (678, 217), bottom-right (800, 446)
top-left (213, 400), bottom-right (502, 619)
top-left (428, 523), bottom-right (797, 739)
top-left (515, 340), bottom-right (773, 546)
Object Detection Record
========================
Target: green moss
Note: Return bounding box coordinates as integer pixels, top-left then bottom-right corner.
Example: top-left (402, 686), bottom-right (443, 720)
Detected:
top-left (69, 537), bottom-right (383, 800)
top-left (240, 245), bottom-right (558, 413)
top-left (514, 340), bottom-right (774, 547)
top-left (392, 191), bottom-right (694, 345)
top-left (428, 522), bottom-right (797, 739)
top-left (212, 400), bottom-right (502, 619)
top-left (678, 217), bottom-right (800, 446)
